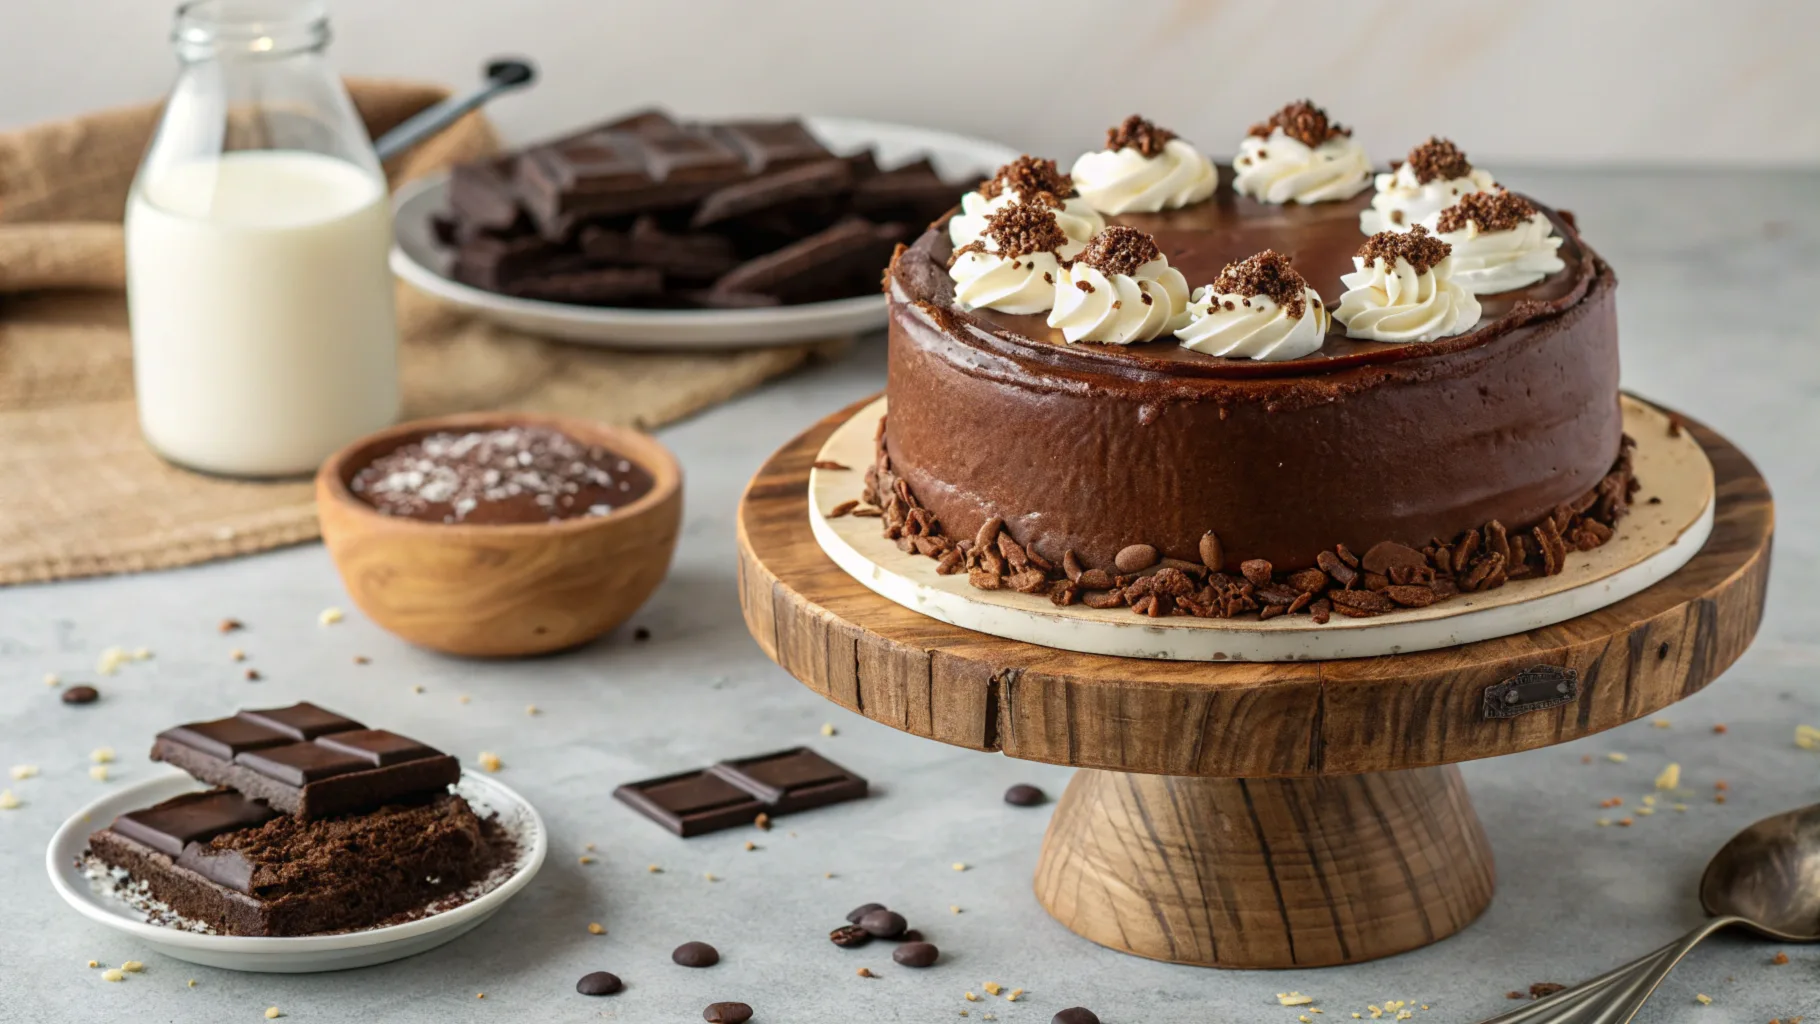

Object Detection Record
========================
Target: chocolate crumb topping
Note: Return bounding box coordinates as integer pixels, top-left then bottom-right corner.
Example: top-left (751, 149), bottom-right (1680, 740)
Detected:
top-left (1402, 137), bottom-right (1474, 184)
top-left (948, 202), bottom-right (1068, 266)
top-left (979, 155), bottom-right (1076, 203)
top-left (1436, 188), bottom-right (1538, 234)
top-left (1213, 249), bottom-right (1309, 319)
top-left (1357, 224), bottom-right (1451, 275)
top-left (1072, 225), bottom-right (1162, 278)
top-left (1248, 100), bottom-right (1349, 148)
top-left (1104, 115), bottom-right (1177, 158)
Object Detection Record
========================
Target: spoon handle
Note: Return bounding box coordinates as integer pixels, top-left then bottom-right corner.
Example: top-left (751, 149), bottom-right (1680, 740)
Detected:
top-left (374, 58), bottom-right (537, 163)
top-left (1471, 941), bottom-right (1678, 1024)
top-left (1568, 916), bottom-right (1744, 1024)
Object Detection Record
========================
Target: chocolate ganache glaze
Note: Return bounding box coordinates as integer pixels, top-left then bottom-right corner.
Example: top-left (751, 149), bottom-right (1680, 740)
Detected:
top-left (883, 167), bottom-right (1619, 573)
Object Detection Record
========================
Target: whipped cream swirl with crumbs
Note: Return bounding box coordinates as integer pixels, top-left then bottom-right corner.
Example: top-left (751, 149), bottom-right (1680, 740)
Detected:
top-left (1359, 137), bottom-right (1498, 234)
top-left (1232, 100), bottom-right (1371, 205)
top-left (1048, 226), bottom-right (1190, 344)
top-left (1070, 115), bottom-right (1216, 215)
top-left (1431, 189), bottom-right (1566, 293)
top-left (947, 201), bottom-right (1079, 314)
top-left (1174, 250), bottom-right (1330, 361)
top-left (1333, 226), bottom-right (1481, 343)
top-left (950, 155), bottom-right (1104, 250)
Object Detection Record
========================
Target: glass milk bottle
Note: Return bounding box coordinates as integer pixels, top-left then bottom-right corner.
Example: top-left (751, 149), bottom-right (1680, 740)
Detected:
top-left (127, 0), bottom-right (398, 477)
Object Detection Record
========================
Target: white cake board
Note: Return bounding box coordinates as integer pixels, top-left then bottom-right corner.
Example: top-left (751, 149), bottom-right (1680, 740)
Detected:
top-left (809, 395), bottom-right (1713, 662)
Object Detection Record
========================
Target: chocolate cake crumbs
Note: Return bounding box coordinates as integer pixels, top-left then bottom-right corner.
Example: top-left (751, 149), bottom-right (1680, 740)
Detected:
top-left (1104, 115), bottom-right (1177, 158)
top-left (1402, 137), bottom-right (1474, 184)
top-left (1248, 100), bottom-right (1350, 147)
top-left (979, 155), bottom-right (1076, 203)
top-left (1358, 225), bottom-right (1452, 275)
top-left (949, 202), bottom-right (1069, 265)
top-left (1436, 189), bottom-right (1537, 234)
top-left (1073, 226), bottom-right (1163, 278)
top-left (860, 417), bottom-right (1638, 626)
top-left (1213, 250), bottom-right (1310, 319)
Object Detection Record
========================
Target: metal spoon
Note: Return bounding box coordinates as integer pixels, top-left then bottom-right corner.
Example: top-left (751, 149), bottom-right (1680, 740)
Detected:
top-left (374, 57), bottom-right (536, 163)
top-left (1476, 803), bottom-right (1820, 1024)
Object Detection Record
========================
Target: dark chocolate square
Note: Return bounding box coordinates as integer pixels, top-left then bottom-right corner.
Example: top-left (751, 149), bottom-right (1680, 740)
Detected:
top-left (158, 717), bottom-right (292, 762)
top-left (711, 120), bottom-right (832, 173)
top-left (240, 702), bottom-right (363, 741)
top-left (531, 133), bottom-right (653, 193)
top-left (711, 747), bottom-right (867, 812)
top-left (315, 729), bottom-right (437, 767)
top-left (234, 742), bottom-right (371, 786)
top-left (636, 129), bottom-right (746, 184)
top-left (613, 769), bottom-right (765, 838)
top-left (111, 790), bottom-right (277, 859)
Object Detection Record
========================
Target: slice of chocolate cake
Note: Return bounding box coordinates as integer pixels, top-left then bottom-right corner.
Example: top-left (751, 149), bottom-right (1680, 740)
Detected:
top-left (88, 789), bottom-right (503, 936)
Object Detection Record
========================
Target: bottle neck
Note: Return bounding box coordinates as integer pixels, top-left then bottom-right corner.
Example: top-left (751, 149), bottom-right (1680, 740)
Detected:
top-left (174, 0), bottom-right (330, 63)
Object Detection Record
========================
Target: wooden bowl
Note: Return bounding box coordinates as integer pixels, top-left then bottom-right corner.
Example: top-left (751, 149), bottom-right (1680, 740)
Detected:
top-left (315, 412), bottom-right (682, 657)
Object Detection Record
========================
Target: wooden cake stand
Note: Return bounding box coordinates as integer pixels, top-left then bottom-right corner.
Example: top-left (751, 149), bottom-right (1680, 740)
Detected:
top-left (735, 397), bottom-right (1773, 969)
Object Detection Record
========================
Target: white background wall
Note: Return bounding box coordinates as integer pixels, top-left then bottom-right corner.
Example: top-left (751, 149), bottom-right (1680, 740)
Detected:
top-left (2, 0), bottom-right (1816, 167)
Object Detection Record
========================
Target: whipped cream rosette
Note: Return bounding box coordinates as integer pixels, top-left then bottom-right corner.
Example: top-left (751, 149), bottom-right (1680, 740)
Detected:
top-left (1174, 250), bottom-right (1330, 361)
top-left (1359, 137), bottom-right (1498, 235)
top-left (946, 201), bottom-right (1078, 315)
top-left (950, 155), bottom-right (1104, 250)
top-left (1069, 115), bottom-right (1216, 215)
top-left (1333, 225), bottom-right (1482, 343)
top-left (1232, 100), bottom-right (1372, 205)
top-left (1048, 226), bottom-right (1191, 344)
top-left (1431, 188), bottom-right (1566, 294)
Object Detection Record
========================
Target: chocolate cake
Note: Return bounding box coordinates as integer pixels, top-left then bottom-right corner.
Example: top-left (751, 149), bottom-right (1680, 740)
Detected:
top-left (88, 790), bottom-right (501, 936)
top-left (872, 108), bottom-right (1632, 621)
top-left (90, 703), bottom-right (512, 937)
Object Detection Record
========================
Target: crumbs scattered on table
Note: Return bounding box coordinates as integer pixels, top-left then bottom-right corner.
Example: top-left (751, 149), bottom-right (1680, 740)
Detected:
top-left (634, 627), bottom-right (651, 641)
top-left (952, 862), bottom-right (968, 871)
top-left (218, 618), bottom-right (243, 633)
top-left (1654, 763), bottom-right (1680, 790)
top-left (10, 764), bottom-right (38, 780)
top-left (1771, 951), bottom-right (1789, 965)
top-left (525, 704), bottom-right (539, 716)
top-left (578, 855), bottom-right (595, 865)
top-left (1712, 723), bottom-right (1728, 734)
top-left (1279, 992), bottom-right (1315, 1006)
top-left (0, 790), bottom-right (20, 810)
top-left (230, 648), bottom-right (246, 661)
top-left (1652, 719), bottom-right (1671, 729)
top-left (1605, 752), bottom-right (1628, 763)
top-left (91, 747), bottom-right (115, 764)
top-left (477, 751), bottom-right (502, 772)
top-left (353, 655), bottom-right (370, 665)
top-left (821, 722), bottom-right (837, 736)
top-left (100, 968), bottom-right (124, 982)
top-left (121, 961), bottom-right (144, 973)
top-left (857, 967), bottom-right (875, 978)
top-left (244, 669), bottom-right (261, 681)
top-left (44, 672), bottom-right (60, 687)
top-left (88, 765), bottom-right (110, 782)
top-left (1796, 725), bottom-right (1820, 750)
top-left (265, 1007), bottom-right (282, 1019)
top-left (317, 607), bottom-right (343, 625)
top-left (1694, 993), bottom-right (1712, 1005)
top-left (587, 922), bottom-right (604, 935)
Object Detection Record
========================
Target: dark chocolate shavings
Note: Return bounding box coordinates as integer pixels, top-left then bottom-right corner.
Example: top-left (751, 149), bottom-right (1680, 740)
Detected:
top-left (1073, 225), bottom-right (1162, 278)
top-left (1213, 249), bottom-right (1310, 319)
top-left (1248, 100), bottom-right (1349, 147)
top-left (1436, 188), bottom-right (1538, 234)
top-left (1402, 137), bottom-right (1474, 185)
top-left (1104, 115), bottom-right (1177, 158)
top-left (1358, 224), bottom-right (1452, 275)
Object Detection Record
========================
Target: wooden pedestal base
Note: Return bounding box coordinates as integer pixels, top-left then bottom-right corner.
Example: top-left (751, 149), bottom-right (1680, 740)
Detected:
top-left (1034, 767), bottom-right (1496, 969)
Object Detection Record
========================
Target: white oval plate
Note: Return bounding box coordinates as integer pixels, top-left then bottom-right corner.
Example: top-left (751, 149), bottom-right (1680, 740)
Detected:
top-left (46, 770), bottom-right (546, 973)
top-left (391, 115), bottom-right (1020, 350)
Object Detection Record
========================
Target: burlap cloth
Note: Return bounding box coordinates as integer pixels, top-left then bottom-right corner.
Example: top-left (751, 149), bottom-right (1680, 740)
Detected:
top-left (0, 79), bottom-right (843, 585)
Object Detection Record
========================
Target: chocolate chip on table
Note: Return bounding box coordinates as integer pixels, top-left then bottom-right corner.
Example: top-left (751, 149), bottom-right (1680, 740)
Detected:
top-left (858, 909), bottom-right (907, 939)
top-left (576, 971), bottom-right (622, 996)
top-left (673, 941), bottom-right (720, 967)
top-left (61, 685), bottom-right (99, 705)
top-left (892, 941), bottom-right (940, 968)
top-left (1053, 1009), bottom-right (1101, 1024)
top-left (703, 1001), bottom-right (753, 1024)
top-left (1114, 543), bottom-right (1158, 574)
top-left (845, 902), bottom-right (886, 924)
top-left (1004, 783), bottom-right (1047, 806)
top-left (829, 925), bottom-right (871, 948)
top-left (634, 627), bottom-right (651, 641)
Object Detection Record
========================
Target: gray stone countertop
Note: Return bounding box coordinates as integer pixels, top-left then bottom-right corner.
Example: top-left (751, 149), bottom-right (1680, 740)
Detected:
top-left (2, 168), bottom-right (1818, 1023)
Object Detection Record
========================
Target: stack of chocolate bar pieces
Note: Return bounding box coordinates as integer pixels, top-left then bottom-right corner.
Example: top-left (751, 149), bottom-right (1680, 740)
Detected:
top-left (437, 109), bottom-right (963, 308)
top-left (87, 703), bottom-right (504, 937)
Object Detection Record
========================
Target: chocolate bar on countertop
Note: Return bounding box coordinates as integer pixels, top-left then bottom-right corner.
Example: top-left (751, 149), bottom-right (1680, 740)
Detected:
top-left (613, 747), bottom-right (867, 837)
top-left (88, 789), bottom-right (497, 936)
top-left (150, 702), bottom-right (460, 819)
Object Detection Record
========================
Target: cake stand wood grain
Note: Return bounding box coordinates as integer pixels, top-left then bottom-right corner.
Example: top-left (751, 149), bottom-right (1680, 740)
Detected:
top-left (736, 395), bottom-right (1772, 968)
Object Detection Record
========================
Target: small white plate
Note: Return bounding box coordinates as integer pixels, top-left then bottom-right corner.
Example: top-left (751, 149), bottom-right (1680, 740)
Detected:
top-left (46, 769), bottom-right (546, 973)
top-left (390, 115), bottom-right (1020, 350)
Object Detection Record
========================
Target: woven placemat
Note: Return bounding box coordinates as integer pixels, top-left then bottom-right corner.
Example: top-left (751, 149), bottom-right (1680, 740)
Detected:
top-left (0, 79), bottom-right (841, 585)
